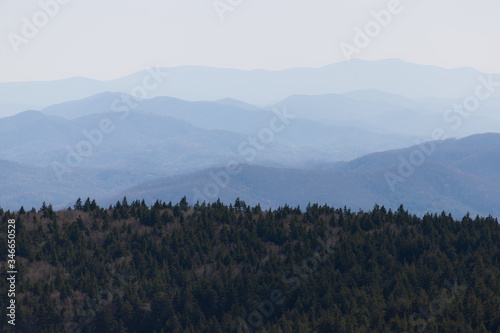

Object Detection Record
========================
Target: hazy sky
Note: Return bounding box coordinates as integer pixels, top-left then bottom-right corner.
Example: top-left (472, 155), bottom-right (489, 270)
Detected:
top-left (1, 0), bottom-right (499, 82)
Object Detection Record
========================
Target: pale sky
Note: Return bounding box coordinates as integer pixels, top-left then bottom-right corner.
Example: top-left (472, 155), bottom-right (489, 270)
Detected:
top-left (1, 0), bottom-right (499, 82)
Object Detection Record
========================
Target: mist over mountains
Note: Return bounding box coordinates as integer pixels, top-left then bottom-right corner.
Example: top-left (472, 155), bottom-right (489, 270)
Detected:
top-left (1, 58), bottom-right (500, 114)
top-left (1, 59), bottom-right (499, 217)
top-left (103, 133), bottom-right (500, 217)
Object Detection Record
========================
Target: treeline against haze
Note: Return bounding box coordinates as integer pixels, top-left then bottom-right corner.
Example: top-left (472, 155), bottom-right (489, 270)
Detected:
top-left (0, 198), bottom-right (499, 332)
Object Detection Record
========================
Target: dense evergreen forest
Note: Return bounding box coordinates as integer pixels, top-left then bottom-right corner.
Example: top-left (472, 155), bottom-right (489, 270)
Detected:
top-left (0, 198), bottom-right (499, 332)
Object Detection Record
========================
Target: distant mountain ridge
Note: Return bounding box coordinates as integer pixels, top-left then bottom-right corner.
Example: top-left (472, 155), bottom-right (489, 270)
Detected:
top-left (1, 59), bottom-right (499, 118)
top-left (0, 94), bottom-right (417, 172)
top-left (104, 133), bottom-right (500, 218)
top-left (2, 132), bottom-right (499, 216)
top-left (0, 159), bottom-right (147, 210)
top-left (2, 58), bottom-right (500, 217)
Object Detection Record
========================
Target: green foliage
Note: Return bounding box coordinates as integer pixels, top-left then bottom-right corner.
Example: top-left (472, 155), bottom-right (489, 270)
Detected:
top-left (0, 201), bottom-right (498, 332)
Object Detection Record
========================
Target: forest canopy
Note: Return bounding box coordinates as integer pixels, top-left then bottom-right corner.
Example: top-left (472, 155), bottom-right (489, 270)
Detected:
top-left (0, 198), bottom-right (499, 332)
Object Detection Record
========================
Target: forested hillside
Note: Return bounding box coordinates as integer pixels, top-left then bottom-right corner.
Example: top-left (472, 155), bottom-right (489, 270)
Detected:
top-left (0, 198), bottom-right (499, 332)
